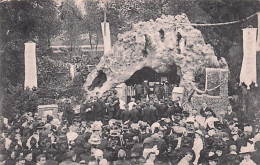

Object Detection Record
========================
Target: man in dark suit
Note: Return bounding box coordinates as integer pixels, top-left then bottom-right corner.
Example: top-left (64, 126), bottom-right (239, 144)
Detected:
top-left (130, 105), bottom-right (141, 123)
top-left (224, 106), bottom-right (237, 124)
top-left (200, 102), bottom-right (216, 118)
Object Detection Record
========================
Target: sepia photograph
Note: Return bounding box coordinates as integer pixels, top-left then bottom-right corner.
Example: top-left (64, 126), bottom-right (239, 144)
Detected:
top-left (0, 0), bottom-right (260, 164)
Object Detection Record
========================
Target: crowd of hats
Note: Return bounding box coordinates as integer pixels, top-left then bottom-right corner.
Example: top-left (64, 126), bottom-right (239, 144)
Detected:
top-left (0, 96), bottom-right (260, 165)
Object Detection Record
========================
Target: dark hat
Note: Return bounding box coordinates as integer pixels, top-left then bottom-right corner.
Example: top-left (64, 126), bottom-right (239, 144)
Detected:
top-left (207, 152), bottom-right (218, 162)
top-left (73, 117), bottom-right (81, 122)
top-left (47, 148), bottom-right (57, 155)
top-left (37, 122), bottom-right (45, 129)
top-left (56, 135), bottom-right (68, 144)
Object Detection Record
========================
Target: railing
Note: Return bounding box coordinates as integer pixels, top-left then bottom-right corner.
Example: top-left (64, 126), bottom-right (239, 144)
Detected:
top-left (50, 45), bottom-right (104, 53)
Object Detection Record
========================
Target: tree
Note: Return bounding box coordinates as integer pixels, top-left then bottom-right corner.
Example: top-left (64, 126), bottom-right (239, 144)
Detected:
top-left (0, 0), bottom-right (62, 86)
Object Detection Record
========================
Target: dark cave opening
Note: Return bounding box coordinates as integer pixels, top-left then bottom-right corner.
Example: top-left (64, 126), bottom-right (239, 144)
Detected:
top-left (88, 70), bottom-right (107, 91)
top-left (125, 66), bottom-right (180, 86)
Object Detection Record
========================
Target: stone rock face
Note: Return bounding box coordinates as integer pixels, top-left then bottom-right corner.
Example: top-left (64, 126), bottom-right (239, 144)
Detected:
top-left (84, 14), bottom-right (228, 97)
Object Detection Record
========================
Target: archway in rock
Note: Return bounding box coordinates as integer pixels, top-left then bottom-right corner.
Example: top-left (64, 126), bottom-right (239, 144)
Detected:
top-left (125, 66), bottom-right (180, 85)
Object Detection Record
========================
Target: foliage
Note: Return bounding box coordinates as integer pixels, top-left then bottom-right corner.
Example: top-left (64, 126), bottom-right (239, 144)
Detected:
top-left (37, 56), bottom-right (70, 89)
top-left (0, 0), bottom-right (62, 86)
top-left (1, 83), bottom-right (38, 119)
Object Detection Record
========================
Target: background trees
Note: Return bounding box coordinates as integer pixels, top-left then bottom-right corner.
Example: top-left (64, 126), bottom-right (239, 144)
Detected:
top-left (0, 0), bottom-right (259, 118)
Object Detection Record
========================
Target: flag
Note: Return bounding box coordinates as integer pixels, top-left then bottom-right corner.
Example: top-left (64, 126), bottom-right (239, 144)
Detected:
top-left (101, 22), bottom-right (111, 55)
top-left (24, 41), bottom-right (37, 89)
top-left (240, 28), bottom-right (258, 89)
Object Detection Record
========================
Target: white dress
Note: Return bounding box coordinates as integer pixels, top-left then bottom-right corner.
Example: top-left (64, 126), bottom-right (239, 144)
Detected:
top-left (239, 159), bottom-right (256, 165)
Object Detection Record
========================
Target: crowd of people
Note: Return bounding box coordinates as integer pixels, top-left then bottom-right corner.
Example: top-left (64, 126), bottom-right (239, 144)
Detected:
top-left (0, 89), bottom-right (260, 165)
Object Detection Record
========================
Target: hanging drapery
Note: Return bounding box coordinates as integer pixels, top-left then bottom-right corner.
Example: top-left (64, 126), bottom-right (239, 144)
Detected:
top-left (24, 41), bottom-right (37, 89)
top-left (256, 13), bottom-right (260, 51)
top-left (101, 22), bottom-right (111, 55)
top-left (240, 28), bottom-right (258, 89)
top-left (70, 64), bottom-right (75, 80)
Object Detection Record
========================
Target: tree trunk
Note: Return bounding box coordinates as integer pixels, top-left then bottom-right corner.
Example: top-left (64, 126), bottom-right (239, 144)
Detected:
top-left (95, 31), bottom-right (99, 53)
top-left (89, 33), bottom-right (93, 50)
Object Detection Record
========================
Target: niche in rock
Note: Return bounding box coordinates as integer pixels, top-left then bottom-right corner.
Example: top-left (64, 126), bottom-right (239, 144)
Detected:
top-left (125, 66), bottom-right (180, 86)
top-left (88, 70), bottom-right (107, 91)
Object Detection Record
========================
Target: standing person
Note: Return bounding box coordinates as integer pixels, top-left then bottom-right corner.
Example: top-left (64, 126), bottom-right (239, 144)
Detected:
top-left (192, 130), bottom-right (204, 165)
top-left (64, 99), bottom-right (74, 125)
top-left (142, 102), bottom-right (151, 123)
top-left (81, 98), bottom-right (93, 122)
top-left (130, 105), bottom-right (141, 123)
top-left (128, 98), bottom-right (137, 111)
top-left (142, 80), bottom-right (150, 99)
top-left (149, 102), bottom-right (158, 125)
top-left (135, 84), bottom-right (144, 101)
top-left (92, 96), bottom-right (102, 121)
top-left (98, 95), bottom-right (107, 122)
top-left (111, 90), bottom-right (120, 119)
top-left (121, 105), bottom-right (131, 123)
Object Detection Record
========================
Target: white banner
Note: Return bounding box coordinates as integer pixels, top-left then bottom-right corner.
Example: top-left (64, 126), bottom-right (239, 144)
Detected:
top-left (70, 64), bottom-right (75, 80)
top-left (240, 28), bottom-right (258, 89)
top-left (24, 41), bottom-right (37, 89)
top-left (101, 22), bottom-right (111, 55)
top-left (256, 13), bottom-right (260, 51)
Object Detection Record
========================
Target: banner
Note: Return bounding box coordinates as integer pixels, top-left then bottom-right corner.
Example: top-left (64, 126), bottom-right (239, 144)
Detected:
top-left (240, 28), bottom-right (258, 89)
top-left (24, 41), bottom-right (37, 89)
top-left (70, 64), bottom-right (75, 80)
top-left (101, 22), bottom-right (111, 55)
top-left (256, 13), bottom-right (260, 51)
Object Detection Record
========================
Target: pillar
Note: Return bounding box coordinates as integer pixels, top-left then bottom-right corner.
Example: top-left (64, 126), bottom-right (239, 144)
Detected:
top-left (24, 41), bottom-right (37, 89)
top-left (219, 69), bottom-right (229, 98)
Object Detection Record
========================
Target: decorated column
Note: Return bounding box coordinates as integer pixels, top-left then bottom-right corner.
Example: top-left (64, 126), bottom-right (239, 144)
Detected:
top-left (240, 28), bottom-right (258, 89)
top-left (24, 41), bottom-right (37, 89)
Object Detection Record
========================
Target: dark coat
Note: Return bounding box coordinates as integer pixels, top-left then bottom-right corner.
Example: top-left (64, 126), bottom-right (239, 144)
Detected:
top-left (121, 110), bottom-right (131, 122)
top-left (130, 109), bottom-right (141, 123)
top-left (224, 111), bottom-right (237, 123)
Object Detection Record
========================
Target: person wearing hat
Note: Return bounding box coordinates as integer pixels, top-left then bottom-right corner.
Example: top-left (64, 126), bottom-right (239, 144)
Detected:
top-left (192, 130), bottom-right (204, 165)
top-left (223, 144), bottom-right (241, 165)
top-left (239, 143), bottom-right (257, 165)
top-left (206, 152), bottom-right (219, 165)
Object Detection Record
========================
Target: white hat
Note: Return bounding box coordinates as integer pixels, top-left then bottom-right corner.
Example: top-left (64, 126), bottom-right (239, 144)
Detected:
top-left (195, 130), bottom-right (203, 136)
top-left (206, 117), bottom-right (219, 124)
top-left (239, 142), bottom-right (256, 154)
top-left (244, 125), bottom-right (253, 133)
top-left (66, 131), bottom-right (78, 142)
top-left (151, 122), bottom-right (160, 133)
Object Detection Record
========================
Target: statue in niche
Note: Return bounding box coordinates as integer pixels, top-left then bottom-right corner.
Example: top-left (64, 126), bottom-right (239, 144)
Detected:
top-left (159, 29), bottom-right (165, 42)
